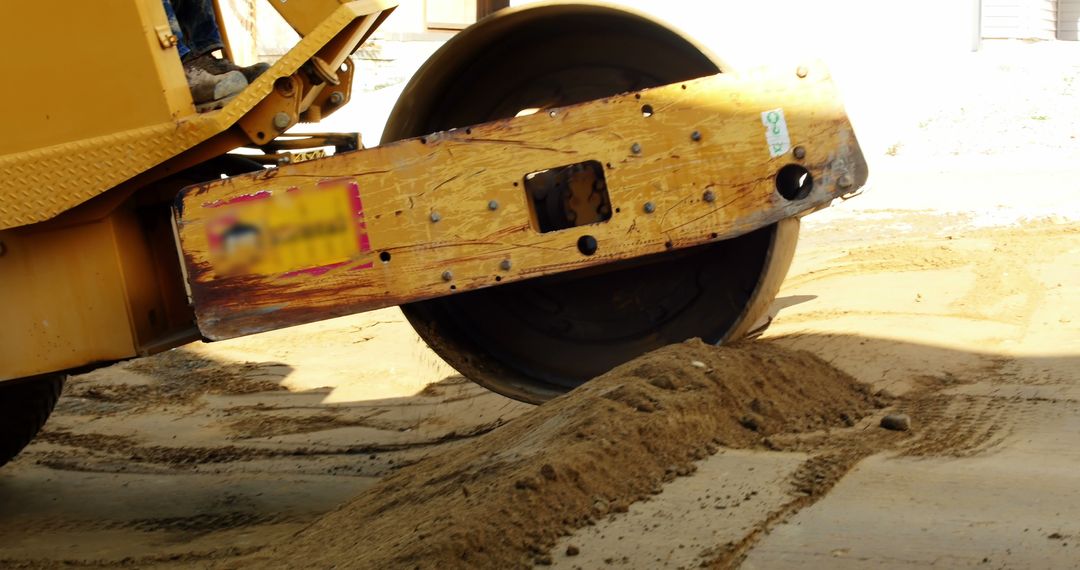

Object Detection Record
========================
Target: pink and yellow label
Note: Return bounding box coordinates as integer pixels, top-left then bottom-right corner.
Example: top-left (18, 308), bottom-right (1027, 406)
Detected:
top-left (204, 179), bottom-right (370, 277)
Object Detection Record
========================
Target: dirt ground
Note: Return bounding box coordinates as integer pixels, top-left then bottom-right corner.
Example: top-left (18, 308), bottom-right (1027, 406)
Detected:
top-left (1, 43), bottom-right (1078, 569)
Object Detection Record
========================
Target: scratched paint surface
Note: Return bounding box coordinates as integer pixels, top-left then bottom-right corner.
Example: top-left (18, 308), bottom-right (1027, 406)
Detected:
top-left (175, 62), bottom-right (867, 340)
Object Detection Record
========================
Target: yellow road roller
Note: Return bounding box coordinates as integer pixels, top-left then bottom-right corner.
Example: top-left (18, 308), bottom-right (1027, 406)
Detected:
top-left (0, 0), bottom-right (867, 465)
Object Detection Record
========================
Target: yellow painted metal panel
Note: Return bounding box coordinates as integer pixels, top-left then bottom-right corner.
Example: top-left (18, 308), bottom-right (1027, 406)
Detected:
top-left (0, 222), bottom-right (137, 381)
top-left (0, 0), bottom-right (395, 231)
top-left (269, 0), bottom-right (347, 35)
top-left (111, 203), bottom-right (189, 350)
top-left (0, 0), bottom-right (190, 156)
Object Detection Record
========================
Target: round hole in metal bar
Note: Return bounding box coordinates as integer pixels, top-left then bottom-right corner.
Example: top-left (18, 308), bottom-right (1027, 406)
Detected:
top-left (379, 251), bottom-right (391, 263)
top-left (641, 104), bottom-right (654, 117)
top-left (775, 164), bottom-right (813, 201)
top-left (273, 77), bottom-right (294, 96)
top-left (577, 235), bottom-right (598, 256)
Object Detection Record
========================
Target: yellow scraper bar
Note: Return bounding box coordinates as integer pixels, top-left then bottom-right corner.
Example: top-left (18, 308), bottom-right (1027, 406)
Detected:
top-left (174, 62), bottom-right (867, 340)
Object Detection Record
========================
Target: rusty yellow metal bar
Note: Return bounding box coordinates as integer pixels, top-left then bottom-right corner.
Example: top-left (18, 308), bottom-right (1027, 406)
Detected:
top-left (175, 62), bottom-right (867, 340)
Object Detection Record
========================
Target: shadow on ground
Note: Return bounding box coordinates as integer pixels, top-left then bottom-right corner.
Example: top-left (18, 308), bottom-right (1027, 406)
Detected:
top-left (0, 329), bottom-right (1074, 567)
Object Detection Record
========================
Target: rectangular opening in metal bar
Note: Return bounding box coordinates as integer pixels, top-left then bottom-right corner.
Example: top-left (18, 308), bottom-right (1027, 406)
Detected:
top-left (522, 160), bottom-right (611, 234)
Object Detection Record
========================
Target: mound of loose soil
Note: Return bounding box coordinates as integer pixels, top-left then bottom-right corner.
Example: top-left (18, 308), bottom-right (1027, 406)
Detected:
top-left (234, 339), bottom-right (878, 569)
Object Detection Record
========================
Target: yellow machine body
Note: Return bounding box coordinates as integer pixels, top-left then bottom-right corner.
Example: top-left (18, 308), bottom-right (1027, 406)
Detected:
top-left (0, 0), bottom-right (395, 381)
top-left (0, 1), bottom-right (866, 394)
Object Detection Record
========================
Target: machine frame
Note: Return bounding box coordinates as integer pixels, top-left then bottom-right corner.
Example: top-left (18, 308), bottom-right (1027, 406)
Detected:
top-left (0, 0), bottom-right (395, 381)
top-left (0, 0), bottom-right (866, 385)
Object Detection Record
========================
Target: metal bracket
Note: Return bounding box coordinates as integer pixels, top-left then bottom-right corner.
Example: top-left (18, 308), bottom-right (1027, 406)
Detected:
top-left (154, 25), bottom-right (178, 49)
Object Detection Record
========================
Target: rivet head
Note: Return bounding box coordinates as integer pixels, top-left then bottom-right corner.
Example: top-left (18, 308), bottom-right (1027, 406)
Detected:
top-left (702, 189), bottom-right (716, 203)
top-left (690, 131), bottom-right (702, 142)
top-left (328, 91), bottom-right (344, 105)
top-left (441, 270), bottom-right (453, 281)
top-left (430, 211), bottom-right (442, 223)
top-left (499, 259), bottom-right (512, 271)
top-left (838, 173), bottom-right (854, 189)
top-left (792, 146), bottom-right (806, 160)
top-left (487, 200), bottom-right (499, 211)
top-left (273, 112), bottom-right (291, 129)
top-left (643, 201), bottom-right (656, 214)
top-left (631, 142), bottom-right (642, 154)
top-left (796, 65), bottom-right (809, 78)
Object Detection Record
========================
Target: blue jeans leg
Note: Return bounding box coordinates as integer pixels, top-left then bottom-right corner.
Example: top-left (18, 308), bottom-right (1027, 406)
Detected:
top-left (162, 0), bottom-right (191, 60)
top-left (170, 0), bottom-right (225, 60)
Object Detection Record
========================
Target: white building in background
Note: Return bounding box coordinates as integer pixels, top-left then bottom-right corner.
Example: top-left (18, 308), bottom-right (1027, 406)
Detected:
top-left (218, 0), bottom-right (1080, 65)
top-left (1056, 0), bottom-right (1080, 39)
top-left (983, 0), bottom-right (1080, 41)
top-left (210, 0), bottom-right (1078, 161)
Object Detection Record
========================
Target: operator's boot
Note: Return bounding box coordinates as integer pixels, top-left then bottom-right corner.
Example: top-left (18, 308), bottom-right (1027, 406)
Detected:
top-left (186, 53), bottom-right (271, 83)
top-left (185, 67), bottom-right (247, 110)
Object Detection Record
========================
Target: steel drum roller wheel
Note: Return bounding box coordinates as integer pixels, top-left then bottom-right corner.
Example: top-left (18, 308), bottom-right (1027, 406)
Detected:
top-left (383, 3), bottom-right (798, 403)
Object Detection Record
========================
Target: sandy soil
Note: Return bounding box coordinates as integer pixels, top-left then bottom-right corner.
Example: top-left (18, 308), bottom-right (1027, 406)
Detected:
top-left (1, 42), bottom-right (1079, 569)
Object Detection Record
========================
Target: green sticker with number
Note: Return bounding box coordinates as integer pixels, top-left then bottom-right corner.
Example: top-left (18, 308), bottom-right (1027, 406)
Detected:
top-left (761, 108), bottom-right (790, 158)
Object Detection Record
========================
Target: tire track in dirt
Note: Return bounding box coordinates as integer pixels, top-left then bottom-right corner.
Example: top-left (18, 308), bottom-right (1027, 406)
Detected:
top-left (0, 547), bottom-right (265, 570)
top-left (33, 420), bottom-right (509, 470)
top-left (901, 394), bottom-right (1016, 458)
top-left (701, 415), bottom-right (902, 567)
top-left (0, 511), bottom-right (302, 536)
top-left (702, 368), bottom-right (1056, 567)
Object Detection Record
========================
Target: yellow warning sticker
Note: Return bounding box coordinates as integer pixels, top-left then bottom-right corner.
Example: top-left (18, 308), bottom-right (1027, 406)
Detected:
top-left (203, 178), bottom-right (371, 277)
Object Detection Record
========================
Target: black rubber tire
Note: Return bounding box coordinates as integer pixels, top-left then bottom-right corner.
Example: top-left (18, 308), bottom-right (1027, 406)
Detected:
top-left (0, 375), bottom-right (64, 467)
